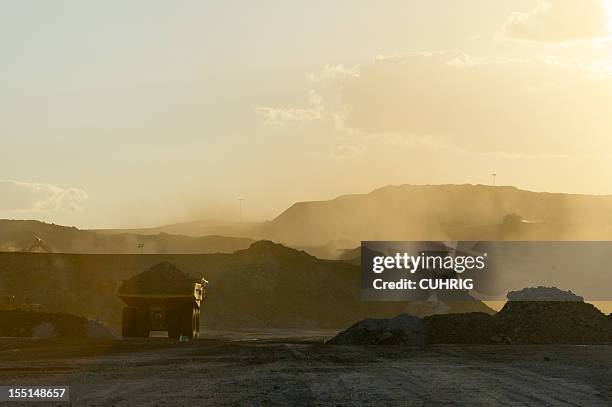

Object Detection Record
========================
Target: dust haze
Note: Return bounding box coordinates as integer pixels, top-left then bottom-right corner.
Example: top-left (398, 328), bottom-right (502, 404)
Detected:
top-left (2, 1), bottom-right (612, 405)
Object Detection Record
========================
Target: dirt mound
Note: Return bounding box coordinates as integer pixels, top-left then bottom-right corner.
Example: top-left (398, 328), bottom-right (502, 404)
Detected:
top-left (0, 310), bottom-right (113, 338)
top-left (118, 262), bottom-right (196, 295)
top-left (0, 220), bottom-right (254, 254)
top-left (425, 301), bottom-right (612, 344)
top-left (493, 301), bottom-right (611, 344)
top-left (86, 320), bottom-right (116, 339)
top-left (327, 314), bottom-right (424, 345)
top-left (507, 286), bottom-right (584, 302)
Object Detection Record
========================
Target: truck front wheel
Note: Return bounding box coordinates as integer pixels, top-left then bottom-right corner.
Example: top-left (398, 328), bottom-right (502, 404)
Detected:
top-left (122, 307), bottom-right (150, 338)
top-left (179, 307), bottom-right (200, 339)
top-left (167, 308), bottom-right (181, 339)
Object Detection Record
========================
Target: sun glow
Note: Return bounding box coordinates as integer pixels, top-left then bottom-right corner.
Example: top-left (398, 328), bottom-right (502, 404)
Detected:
top-left (604, 0), bottom-right (612, 32)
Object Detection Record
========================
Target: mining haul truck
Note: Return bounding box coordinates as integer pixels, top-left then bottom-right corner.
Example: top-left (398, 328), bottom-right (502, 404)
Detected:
top-left (117, 278), bottom-right (207, 339)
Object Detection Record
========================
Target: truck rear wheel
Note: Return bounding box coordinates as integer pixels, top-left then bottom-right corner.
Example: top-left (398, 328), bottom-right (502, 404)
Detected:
top-left (122, 307), bottom-right (134, 337)
top-left (167, 308), bottom-right (181, 339)
top-left (179, 307), bottom-right (200, 339)
top-left (192, 308), bottom-right (200, 339)
top-left (122, 307), bottom-right (150, 338)
top-left (195, 308), bottom-right (200, 339)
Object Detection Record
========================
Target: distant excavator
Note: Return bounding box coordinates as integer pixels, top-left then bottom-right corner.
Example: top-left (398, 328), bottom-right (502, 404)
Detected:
top-left (0, 295), bottom-right (15, 310)
top-left (28, 236), bottom-right (51, 253)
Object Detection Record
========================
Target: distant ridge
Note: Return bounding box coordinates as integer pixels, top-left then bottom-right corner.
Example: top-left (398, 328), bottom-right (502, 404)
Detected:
top-left (6, 184), bottom-right (612, 253)
top-left (258, 184), bottom-right (612, 245)
top-left (0, 219), bottom-right (253, 254)
top-left (94, 219), bottom-right (261, 238)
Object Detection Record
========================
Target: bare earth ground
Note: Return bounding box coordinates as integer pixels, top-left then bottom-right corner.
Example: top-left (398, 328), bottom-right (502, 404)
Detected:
top-left (0, 329), bottom-right (611, 406)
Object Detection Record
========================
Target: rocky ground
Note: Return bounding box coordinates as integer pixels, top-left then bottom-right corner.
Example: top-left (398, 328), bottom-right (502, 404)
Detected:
top-left (0, 330), bottom-right (611, 406)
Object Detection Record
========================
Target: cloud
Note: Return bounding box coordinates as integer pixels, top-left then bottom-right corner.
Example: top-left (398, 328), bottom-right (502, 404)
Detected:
top-left (255, 90), bottom-right (322, 125)
top-left (337, 51), bottom-right (612, 154)
top-left (0, 180), bottom-right (89, 212)
top-left (501, 0), bottom-right (611, 43)
top-left (330, 144), bottom-right (366, 160)
top-left (254, 106), bottom-right (320, 125)
top-left (307, 64), bottom-right (359, 82)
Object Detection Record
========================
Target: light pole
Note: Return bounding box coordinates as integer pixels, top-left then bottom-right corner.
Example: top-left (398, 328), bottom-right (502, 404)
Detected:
top-left (238, 198), bottom-right (245, 223)
top-left (492, 173), bottom-right (497, 186)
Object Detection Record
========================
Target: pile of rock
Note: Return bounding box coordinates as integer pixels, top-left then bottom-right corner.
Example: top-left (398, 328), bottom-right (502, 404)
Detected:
top-left (0, 310), bottom-right (114, 338)
top-left (425, 300), bottom-right (612, 345)
top-left (332, 287), bottom-right (612, 345)
top-left (327, 314), bottom-right (424, 345)
top-left (492, 301), bottom-right (611, 344)
top-left (118, 262), bottom-right (196, 295)
top-left (507, 286), bottom-right (584, 302)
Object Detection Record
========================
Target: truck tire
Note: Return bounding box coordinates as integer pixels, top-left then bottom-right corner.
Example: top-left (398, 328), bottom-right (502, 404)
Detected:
top-left (122, 307), bottom-right (135, 337)
top-left (179, 307), bottom-right (199, 339)
top-left (122, 307), bottom-right (139, 337)
top-left (122, 307), bottom-right (150, 338)
top-left (134, 308), bottom-right (150, 338)
top-left (194, 308), bottom-right (200, 339)
top-left (167, 308), bottom-right (181, 339)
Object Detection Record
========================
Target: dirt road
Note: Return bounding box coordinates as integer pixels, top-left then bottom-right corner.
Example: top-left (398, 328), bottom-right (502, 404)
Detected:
top-left (0, 332), bottom-right (611, 406)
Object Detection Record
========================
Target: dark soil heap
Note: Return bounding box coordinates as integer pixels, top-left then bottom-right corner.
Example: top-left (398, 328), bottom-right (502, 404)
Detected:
top-left (425, 301), bottom-right (612, 345)
top-left (118, 262), bottom-right (196, 295)
top-left (327, 314), bottom-right (424, 345)
top-left (0, 310), bottom-right (88, 337)
top-left (425, 286), bottom-right (612, 344)
top-left (493, 301), bottom-right (611, 344)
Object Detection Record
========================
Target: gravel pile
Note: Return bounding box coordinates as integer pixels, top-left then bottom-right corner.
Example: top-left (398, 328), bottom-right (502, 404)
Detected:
top-left (0, 310), bottom-right (113, 338)
top-left (327, 314), bottom-right (424, 345)
top-left (425, 301), bottom-right (612, 345)
top-left (118, 262), bottom-right (196, 295)
top-left (507, 286), bottom-right (584, 302)
top-left (336, 286), bottom-right (612, 345)
top-left (492, 301), bottom-right (611, 344)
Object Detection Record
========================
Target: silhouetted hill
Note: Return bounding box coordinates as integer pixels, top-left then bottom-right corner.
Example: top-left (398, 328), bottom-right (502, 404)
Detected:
top-left (86, 184), bottom-right (612, 252)
top-left (0, 220), bottom-right (253, 254)
top-left (258, 184), bottom-right (612, 246)
top-left (8, 184), bottom-right (612, 255)
top-left (0, 241), bottom-right (492, 331)
top-left (95, 219), bottom-right (261, 238)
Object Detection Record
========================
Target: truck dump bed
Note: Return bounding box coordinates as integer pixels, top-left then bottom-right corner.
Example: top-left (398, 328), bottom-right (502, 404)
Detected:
top-left (117, 282), bottom-right (205, 308)
top-left (117, 261), bottom-right (199, 295)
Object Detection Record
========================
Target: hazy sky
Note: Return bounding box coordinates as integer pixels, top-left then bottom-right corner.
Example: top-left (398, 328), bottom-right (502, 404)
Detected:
top-left (2, 0), bottom-right (612, 228)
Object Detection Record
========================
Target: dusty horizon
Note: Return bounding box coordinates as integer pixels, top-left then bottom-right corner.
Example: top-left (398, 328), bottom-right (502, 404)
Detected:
top-left (7, 182), bottom-right (612, 231)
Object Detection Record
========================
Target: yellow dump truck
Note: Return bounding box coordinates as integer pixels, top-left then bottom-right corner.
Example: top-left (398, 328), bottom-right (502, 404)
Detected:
top-left (116, 262), bottom-right (208, 339)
